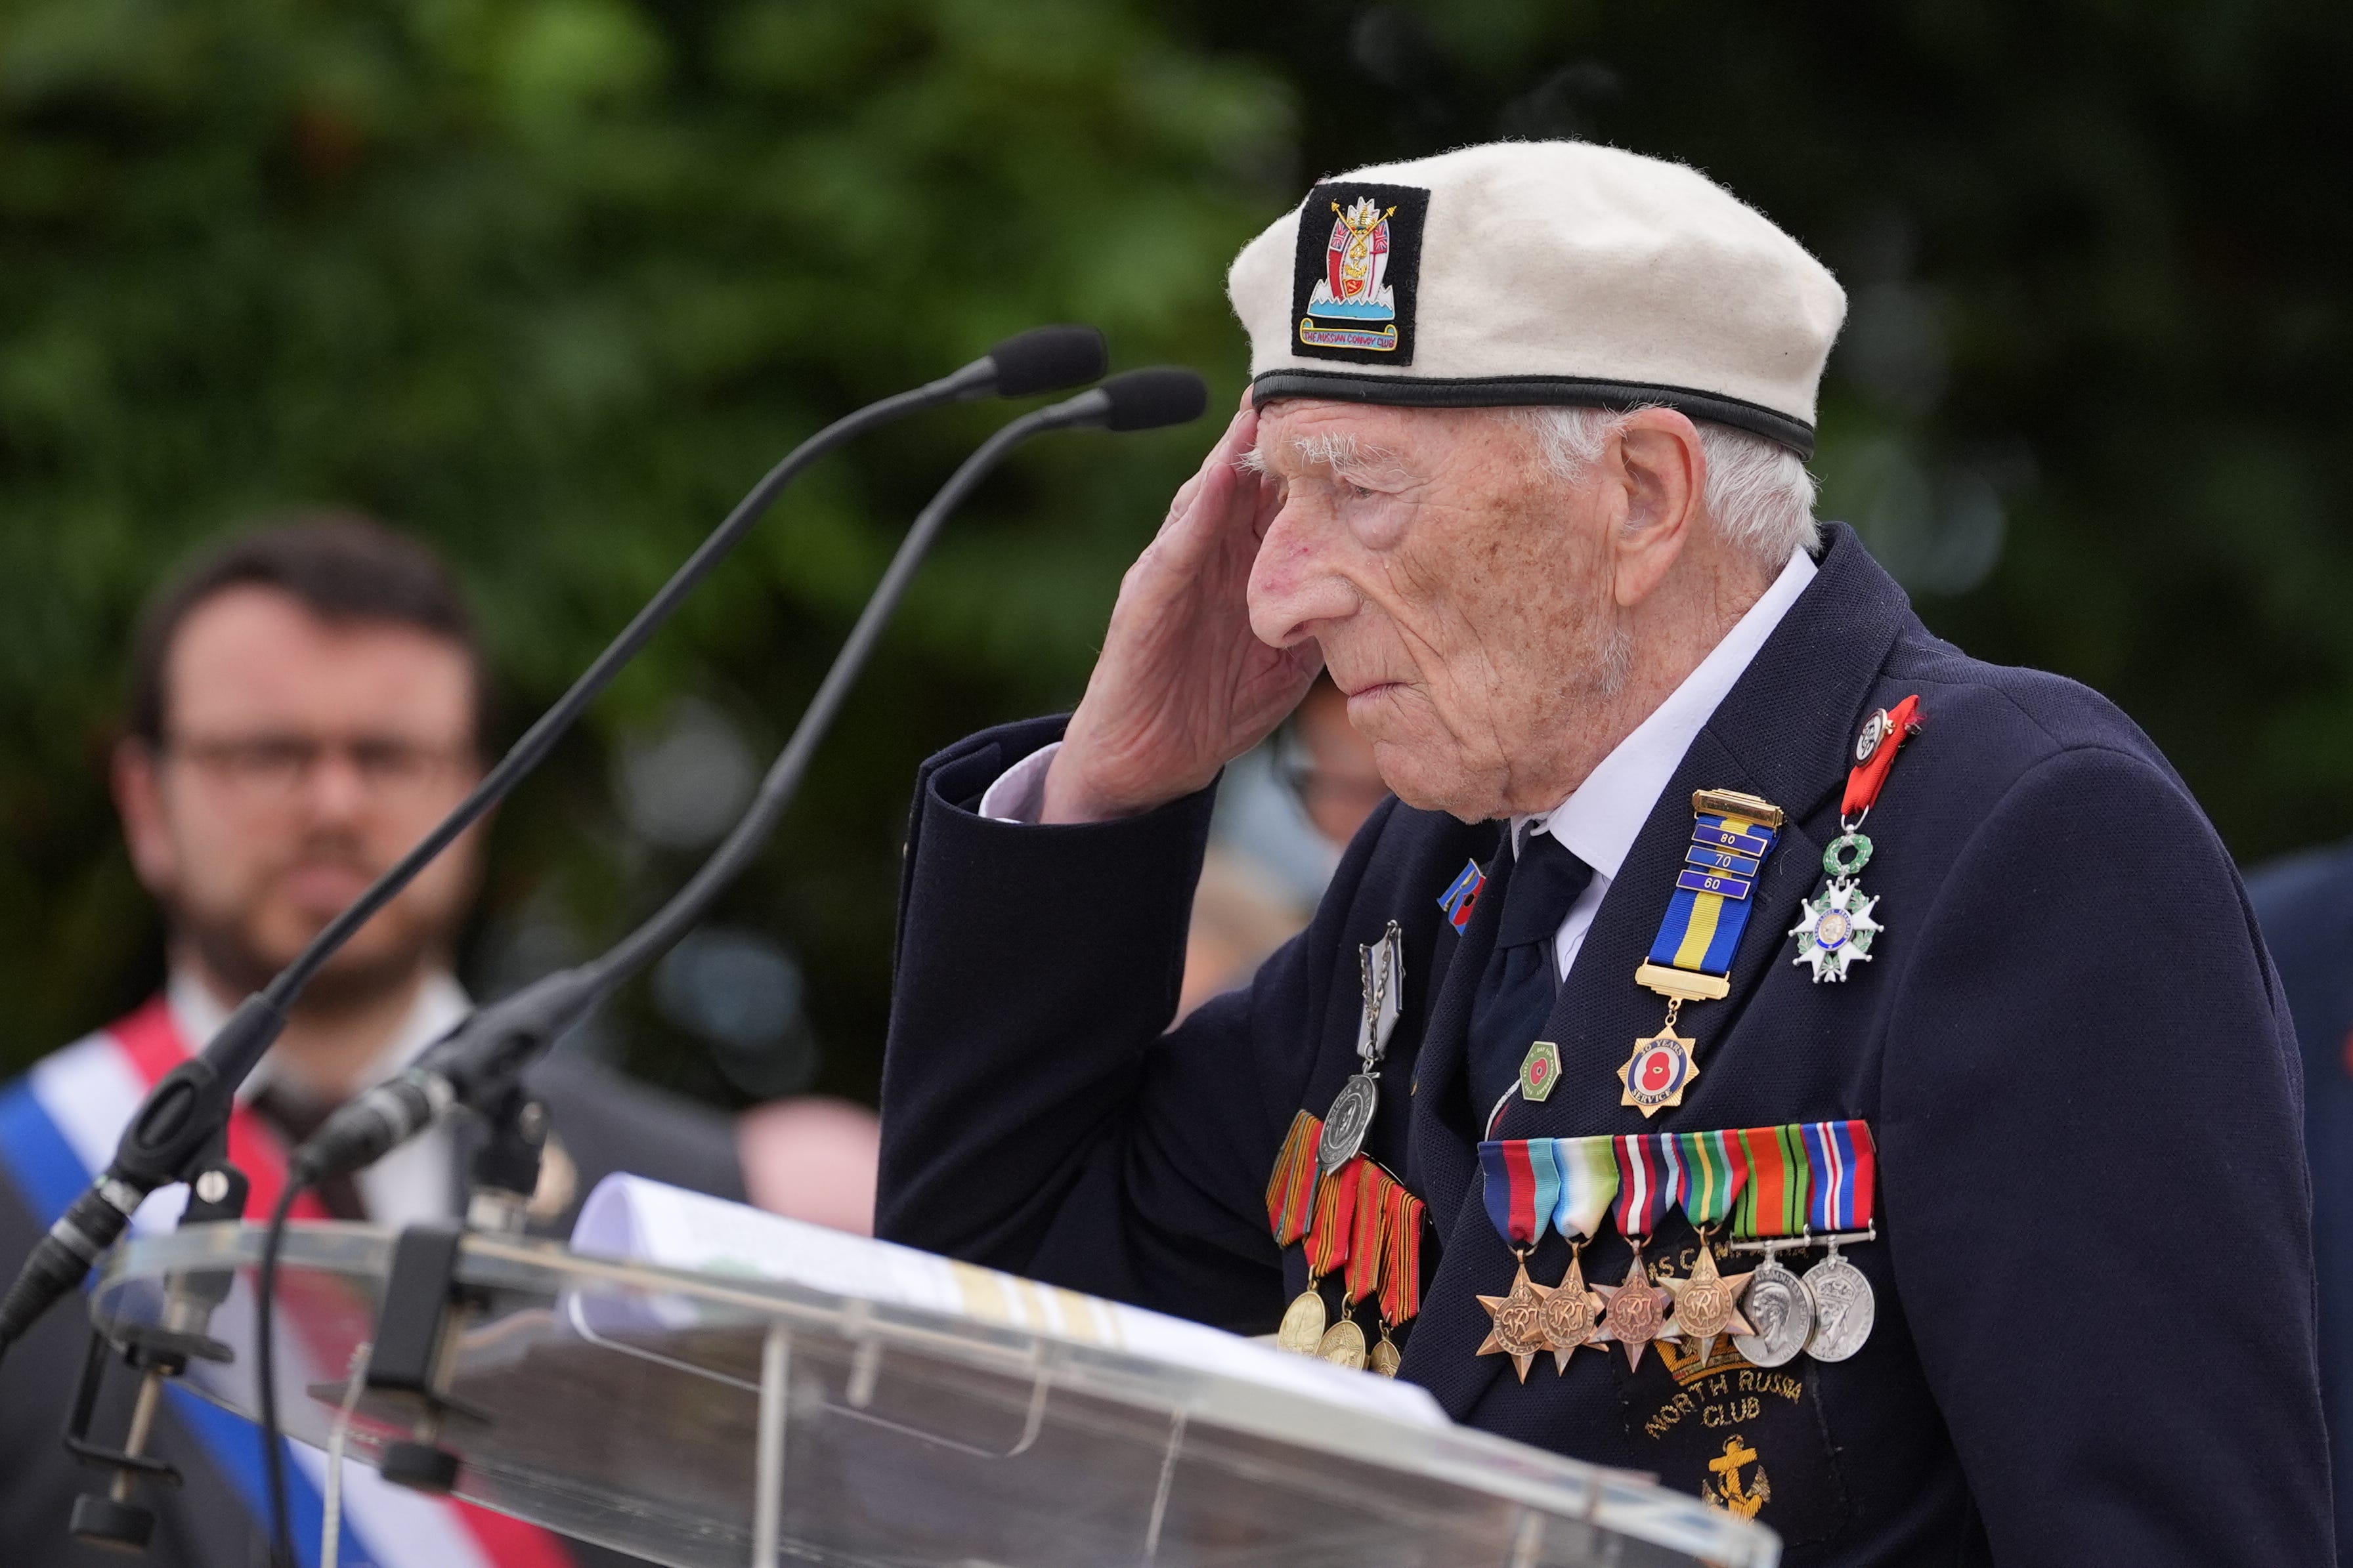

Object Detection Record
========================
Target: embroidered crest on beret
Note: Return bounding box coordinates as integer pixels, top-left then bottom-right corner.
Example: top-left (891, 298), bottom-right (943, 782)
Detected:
top-left (1228, 142), bottom-right (1847, 456)
top-left (1290, 183), bottom-right (1429, 365)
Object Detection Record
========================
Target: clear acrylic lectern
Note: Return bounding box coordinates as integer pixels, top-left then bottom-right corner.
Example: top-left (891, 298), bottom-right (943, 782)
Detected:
top-left (93, 1221), bottom-right (1777, 1567)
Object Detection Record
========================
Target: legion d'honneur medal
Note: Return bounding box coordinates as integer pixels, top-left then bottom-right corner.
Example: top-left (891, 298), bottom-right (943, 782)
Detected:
top-left (1798, 1120), bottom-right (1878, 1361)
top-left (1792, 697), bottom-right (1921, 983)
top-left (1475, 1138), bottom-right (1562, 1382)
top-left (1316, 922), bottom-right (1403, 1176)
top-left (1727, 1123), bottom-right (1815, 1368)
top-left (1659, 1128), bottom-right (1755, 1361)
top-left (1593, 1134), bottom-right (1682, 1370)
top-left (1541, 1135), bottom-right (1616, 1372)
top-left (1620, 789), bottom-right (1785, 1116)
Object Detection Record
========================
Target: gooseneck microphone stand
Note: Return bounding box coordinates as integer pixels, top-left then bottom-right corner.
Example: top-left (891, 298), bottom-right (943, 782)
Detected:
top-left (0, 325), bottom-right (1109, 1563)
top-left (251, 367), bottom-right (1209, 1567)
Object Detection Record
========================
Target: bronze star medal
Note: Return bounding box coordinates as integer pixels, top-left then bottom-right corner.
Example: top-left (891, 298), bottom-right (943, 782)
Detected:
top-left (1660, 1243), bottom-right (1755, 1361)
top-left (1593, 1250), bottom-right (1680, 1372)
top-left (1539, 1248), bottom-right (1607, 1373)
top-left (1475, 1254), bottom-right (1553, 1383)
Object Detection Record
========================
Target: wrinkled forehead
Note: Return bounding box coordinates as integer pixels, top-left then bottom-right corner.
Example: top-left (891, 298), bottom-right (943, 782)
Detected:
top-left (1245, 397), bottom-right (1491, 478)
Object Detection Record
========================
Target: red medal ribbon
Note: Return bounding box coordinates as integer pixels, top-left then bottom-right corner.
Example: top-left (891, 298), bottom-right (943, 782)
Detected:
top-left (1842, 694), bottom-right (1923, 818)
top-left (1264, 1110), bottom-right (1323, 1245)
top-left (1378, 1183), bottom-right (1425, 1326)
top-left (1345, 1162), bottom-right (1391, 1303)
top-left (1303, 1157), bottom-right (1360, 1277)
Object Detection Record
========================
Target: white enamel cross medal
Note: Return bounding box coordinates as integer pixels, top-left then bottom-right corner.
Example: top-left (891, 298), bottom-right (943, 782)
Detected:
top-left (1790, 834), bottom-right (1884, 983)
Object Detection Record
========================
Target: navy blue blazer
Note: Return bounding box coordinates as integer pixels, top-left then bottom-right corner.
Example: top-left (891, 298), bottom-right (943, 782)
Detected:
top-left (2247, 841), bottom-right (2353, 1563)
top-left (879, 526), bottom-right (2332, 1566)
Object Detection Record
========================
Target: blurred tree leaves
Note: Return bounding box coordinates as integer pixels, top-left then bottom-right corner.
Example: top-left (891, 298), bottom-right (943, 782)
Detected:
top-left (5, 0), bottom-right (2352, 1097)
top-left (0, 0), bottom-right (1289, 1085)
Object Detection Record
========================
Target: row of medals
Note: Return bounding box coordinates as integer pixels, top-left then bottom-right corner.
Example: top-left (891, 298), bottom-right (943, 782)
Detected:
top-left (1484, 1237), bottom-right (1875, 1377)
top-left (1276, 1284), bottom-right (1402, 1376)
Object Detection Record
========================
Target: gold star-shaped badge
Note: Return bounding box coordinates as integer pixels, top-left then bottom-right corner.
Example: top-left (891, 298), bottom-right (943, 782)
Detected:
top-left (1539, 1250), bottom-right (1607, 1373)
top-left (1660, 1244), bottom-right (1755, 1362)
top-left (1476, 1257), bottom-right (1553, 1383)
top-left (1593, 1250), bottom-right (1681, 1372)
top-left (1617, 1027), bottom-right (1699, 1118)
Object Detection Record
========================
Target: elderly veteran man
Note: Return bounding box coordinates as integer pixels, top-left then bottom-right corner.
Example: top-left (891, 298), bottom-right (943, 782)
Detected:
top-left (876, 143), bottom-right (2330, 1563)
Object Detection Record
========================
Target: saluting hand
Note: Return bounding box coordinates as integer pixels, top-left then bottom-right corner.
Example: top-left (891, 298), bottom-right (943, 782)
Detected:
top-left (1042, 394), bottom-right (1323, 824)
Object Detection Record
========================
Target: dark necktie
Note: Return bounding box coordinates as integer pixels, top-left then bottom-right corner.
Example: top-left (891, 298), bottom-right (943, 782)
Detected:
top-left (249, 1084), bottom-right (370, 1221)
top-left (1466, 829), bottom-right (1594, 1128)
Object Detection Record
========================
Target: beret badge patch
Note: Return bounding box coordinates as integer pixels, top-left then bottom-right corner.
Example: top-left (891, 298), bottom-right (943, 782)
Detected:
top-left (1291, 182), bottom-right (1429, 366)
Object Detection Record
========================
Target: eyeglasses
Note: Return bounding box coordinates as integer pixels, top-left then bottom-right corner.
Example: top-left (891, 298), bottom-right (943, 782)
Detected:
top-left (161, 731), bottom-right (478, 805)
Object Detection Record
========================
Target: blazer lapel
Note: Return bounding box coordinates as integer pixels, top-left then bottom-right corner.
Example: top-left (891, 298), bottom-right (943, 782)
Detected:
top-left (1409, 528), bottom-right (1918, 1410)
top-left (1407, 839), bottom-right (1513, 1237)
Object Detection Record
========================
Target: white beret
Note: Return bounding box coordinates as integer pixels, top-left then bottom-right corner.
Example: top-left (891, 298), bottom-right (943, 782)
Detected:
top-left (1226, 141), bottom-right (1846, 456)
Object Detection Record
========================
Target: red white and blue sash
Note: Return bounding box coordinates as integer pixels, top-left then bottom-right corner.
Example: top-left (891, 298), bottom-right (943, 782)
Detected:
top-left (0, 998), bottom-right (573, 1568)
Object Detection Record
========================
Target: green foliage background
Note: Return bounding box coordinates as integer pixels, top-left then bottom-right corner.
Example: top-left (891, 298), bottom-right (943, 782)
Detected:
top-left (3, 0), bottom-right (2348, 1099)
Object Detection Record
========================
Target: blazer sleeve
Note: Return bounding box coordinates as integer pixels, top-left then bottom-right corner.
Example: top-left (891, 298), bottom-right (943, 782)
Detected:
top-left (1880, 744), bottom-right (2333, 1565)
top-left (874, 718), bottom-right (1321, 1332)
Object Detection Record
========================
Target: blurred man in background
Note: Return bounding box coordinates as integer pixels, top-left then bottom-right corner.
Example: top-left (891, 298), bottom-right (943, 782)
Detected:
top-left (0, 517), bottom-right (741, 1567)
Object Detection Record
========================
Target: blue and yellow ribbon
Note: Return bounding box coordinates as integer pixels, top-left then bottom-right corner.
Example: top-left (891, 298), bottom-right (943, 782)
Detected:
top-left (1647, 809), bottom-right (1780, 979)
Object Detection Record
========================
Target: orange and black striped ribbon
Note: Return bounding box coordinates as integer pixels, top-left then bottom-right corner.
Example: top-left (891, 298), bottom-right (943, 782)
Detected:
top-left (1345, 1161), bottom-right (1392, 1303)
top-left (1303, 1156), bottom-right (1361, 1278)
top-left (1264, 1110), bottom-right (1324, 1245)
top-left (1378, 1181), bottom-right (1427, 1326)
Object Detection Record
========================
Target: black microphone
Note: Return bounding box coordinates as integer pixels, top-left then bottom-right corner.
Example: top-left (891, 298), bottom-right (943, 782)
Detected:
top-left (293, 367), bottom-right (1214, 1187)
top-left (0, 326), bottom-right (1111, 1362)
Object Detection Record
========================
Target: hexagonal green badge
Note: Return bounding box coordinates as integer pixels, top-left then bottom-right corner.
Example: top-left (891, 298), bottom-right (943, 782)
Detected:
top-left (1519, 1040), bottom-right (1563, 1102)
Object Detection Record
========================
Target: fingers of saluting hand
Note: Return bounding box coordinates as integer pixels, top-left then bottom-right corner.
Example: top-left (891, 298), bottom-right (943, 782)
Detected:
top-left (1152, 402), bottom-right (1264, 559)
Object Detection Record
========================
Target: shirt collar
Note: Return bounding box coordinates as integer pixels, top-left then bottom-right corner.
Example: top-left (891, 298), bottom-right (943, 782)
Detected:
top-left (1518, 545), bottom-right (1817, 878)
top-left (167, 967), bottom-right (473, 1103)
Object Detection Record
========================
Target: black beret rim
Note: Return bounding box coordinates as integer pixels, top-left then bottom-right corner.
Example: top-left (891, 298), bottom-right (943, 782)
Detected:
top-left (1247, 370), bottom-right (1817, 459)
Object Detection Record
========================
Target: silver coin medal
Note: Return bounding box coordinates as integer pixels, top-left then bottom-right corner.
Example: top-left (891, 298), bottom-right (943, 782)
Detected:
top-left (1802, 1237), bottom-right (1876, 1362)
top-left (1729, 1244), bottom-right (1815, 1368)
top-left (1318, 922), bottom-right (1404, 1177)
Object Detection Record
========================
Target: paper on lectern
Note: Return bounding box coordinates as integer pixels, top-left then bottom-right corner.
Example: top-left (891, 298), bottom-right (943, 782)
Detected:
top-left (571, 1174), bottom-right (1448, 1428)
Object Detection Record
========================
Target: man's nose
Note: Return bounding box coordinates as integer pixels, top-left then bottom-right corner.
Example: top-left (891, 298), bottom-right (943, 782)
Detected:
top-left (300, 746), bottom-right (374, 820)
top-left (1248, 501), bottom-right (1356, 648)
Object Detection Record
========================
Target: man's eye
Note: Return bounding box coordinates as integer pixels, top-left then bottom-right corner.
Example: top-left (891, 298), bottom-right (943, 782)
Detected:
top-left (1339, 479), bottom-right (1377, 501)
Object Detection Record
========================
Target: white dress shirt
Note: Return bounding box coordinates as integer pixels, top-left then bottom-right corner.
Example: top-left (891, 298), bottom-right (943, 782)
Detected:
top-left (169, 967), bottom-right (471, 1231)
top-left (983, 546), bottom-right (1817, 987)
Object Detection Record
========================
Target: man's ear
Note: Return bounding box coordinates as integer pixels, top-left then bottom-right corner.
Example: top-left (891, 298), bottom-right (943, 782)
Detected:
top-left (1605, 408), bottom-right (1706, 609)
top-left (114, 738), bottom-right (177, 895)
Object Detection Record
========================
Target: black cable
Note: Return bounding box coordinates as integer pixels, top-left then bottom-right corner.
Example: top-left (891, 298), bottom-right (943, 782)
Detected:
top-left (253, 1180), bottom-right (305, 1568)
top-left (265, 379), bottom-right (955, 1009)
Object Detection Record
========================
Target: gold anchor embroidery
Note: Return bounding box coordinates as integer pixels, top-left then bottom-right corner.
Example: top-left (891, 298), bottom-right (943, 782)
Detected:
top-left (1704, 1435), bottom-right (1771, 1520)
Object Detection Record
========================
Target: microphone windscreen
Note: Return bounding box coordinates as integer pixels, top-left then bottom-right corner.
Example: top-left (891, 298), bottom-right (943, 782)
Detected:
top-left (987, 326), bottom-right (1108, 398)
top-left (1098, 368), bottom-right (1210, 432)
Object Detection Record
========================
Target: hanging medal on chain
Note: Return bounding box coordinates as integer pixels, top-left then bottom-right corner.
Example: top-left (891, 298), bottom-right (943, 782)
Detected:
top-left (1620, 789), bottom-right (1787, 1115)
top-left (1792, 696), bottom-right (1922, 983)
top-left (1318, 922), bottom-right (1403, 1175)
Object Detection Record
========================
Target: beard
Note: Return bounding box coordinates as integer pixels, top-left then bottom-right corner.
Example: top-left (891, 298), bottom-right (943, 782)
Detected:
top-left (167, 834), bottom-right (470, 1017)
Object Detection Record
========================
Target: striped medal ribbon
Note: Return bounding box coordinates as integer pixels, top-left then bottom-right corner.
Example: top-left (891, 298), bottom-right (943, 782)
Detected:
top-left (1725, 1123), bottom-right (1816, 1367)
top-left (1798, 1119), bottom-right (1880, 1363)
top-left (1540, 1135), bottom-right (1618, 1370)
top-left (1264, 1110), bottom-right (1323, 1246)
top-left (1660, 1129), bottom-right (1758, 1360)
top-left (1620, 788), bottom-right (1786, 1117)
top-left (1595, 1134), bottom-right (1687, 1371)
top-left (1375, 1181), bottom-right (1426, 1377)
top-left (1473, 1140), bottom-right (1562, 1381)
top-left (1276, 1157), bottom-right (1361, 1355)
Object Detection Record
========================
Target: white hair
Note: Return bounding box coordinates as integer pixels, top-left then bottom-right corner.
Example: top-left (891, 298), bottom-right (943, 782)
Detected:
top-left (1507, 406), bottom-right (1820, 569)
